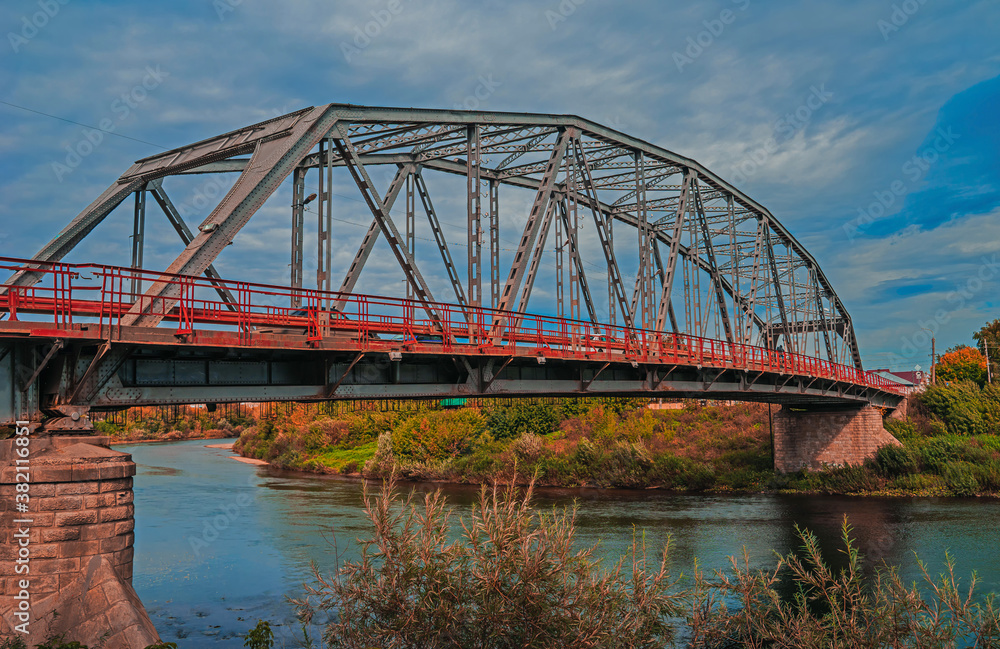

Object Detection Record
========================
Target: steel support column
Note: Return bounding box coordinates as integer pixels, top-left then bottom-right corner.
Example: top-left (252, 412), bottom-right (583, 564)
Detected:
top-left (290, 167), bottom-right (305, 308)
top-left (129, 185), bottom-right (146, 299)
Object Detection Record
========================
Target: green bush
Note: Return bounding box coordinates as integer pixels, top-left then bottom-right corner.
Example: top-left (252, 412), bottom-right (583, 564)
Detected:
top-left (883, 418), bottom-right (919, 441)
top-left (872, 444), bottom-right (919, 477)
top-left (392, 409), bottom-right (485, 462)
top-left (815, 464), bottom-right (884, 494)
top-left (681, 465), bottom-right (716, 491)
top-left (974, 459), bottom-right (1000, 492)
top-left (890, 473), bottom-right (943, 492)
top-left (915, 437), bottom-right (966, 472)
top-left (918, 381), bottom-right (1000, 436)
top-left (649, 453), bottom-right (692, 487)
top-left (597, 442), bottom-right (652, 488)
top-left (942, 461), bottom-right (981, 496)
top-left (483, 399), bottom-right (561, 439)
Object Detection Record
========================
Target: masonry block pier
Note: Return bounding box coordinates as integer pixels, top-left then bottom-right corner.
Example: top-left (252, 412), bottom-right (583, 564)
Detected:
top-left (773, 404), bottom-right (901, 473)
top-left (0, 436), bottom-right (159, 647)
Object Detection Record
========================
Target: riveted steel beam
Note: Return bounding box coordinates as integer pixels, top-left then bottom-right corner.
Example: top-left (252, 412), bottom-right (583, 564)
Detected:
top-left (122, 105), bottom-right (340, 328)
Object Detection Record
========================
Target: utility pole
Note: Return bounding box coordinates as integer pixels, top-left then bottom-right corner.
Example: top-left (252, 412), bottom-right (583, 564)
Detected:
top-left (986, 339), bottom-right (992, 384)
top-left (931, 336), bottom-right (937, 385)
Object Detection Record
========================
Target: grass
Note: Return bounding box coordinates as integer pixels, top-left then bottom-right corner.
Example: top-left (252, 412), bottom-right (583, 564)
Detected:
top-left (311, 441), bottom-right (378, 474)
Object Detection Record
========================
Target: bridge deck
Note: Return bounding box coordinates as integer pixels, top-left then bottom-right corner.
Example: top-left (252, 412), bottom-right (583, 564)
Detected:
top-left (0, 257), bottom-right (904, 419)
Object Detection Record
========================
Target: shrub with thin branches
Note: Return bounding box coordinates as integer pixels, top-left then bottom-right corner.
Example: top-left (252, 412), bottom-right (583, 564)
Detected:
top-left (293, 478), bottom-right (683, 649)
top-left (292, 485), bottom-right (1000, 649)
top-left (688, 518), bottom-right (1000, 649)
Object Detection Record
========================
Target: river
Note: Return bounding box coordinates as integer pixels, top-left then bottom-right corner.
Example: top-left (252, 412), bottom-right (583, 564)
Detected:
top-left (119, 439), bottom-right (1000, 646)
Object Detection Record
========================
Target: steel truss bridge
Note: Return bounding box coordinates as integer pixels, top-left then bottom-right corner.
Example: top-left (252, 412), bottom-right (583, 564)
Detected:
top-left (0, 105), bottom-right (903, 428)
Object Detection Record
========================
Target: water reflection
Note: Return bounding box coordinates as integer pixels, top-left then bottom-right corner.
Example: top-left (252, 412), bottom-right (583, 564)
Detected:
top-left (122, 440), bottom-right (1000, 647)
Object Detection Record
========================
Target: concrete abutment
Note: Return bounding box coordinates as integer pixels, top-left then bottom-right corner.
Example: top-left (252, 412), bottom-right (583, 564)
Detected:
top-left (0, 435), bottom-right (159, 647)
top-left (773, 404), bottom-right (901, 473)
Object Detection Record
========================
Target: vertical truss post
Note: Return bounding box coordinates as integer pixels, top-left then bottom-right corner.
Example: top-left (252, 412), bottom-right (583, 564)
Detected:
top-left (496, 129), bottom-right (570, 314)
top-left (489, 179), bottom-right (500, 310)
top-left (654, 170), bottom-right (692, 332)
top-left (744, 218), bottom-right (765, 345)
top-left (316, 138), bottom-right (333, 307)
top-left (324, 138), bottom-right (333, 298)
top-left (467, 125), bottom-right (482, 310)
top-left (608, 212), bottom-right (616, 327)
top-left (556, 195), bottom-right (597, 324)
top-left (632, 151), bottom-right (654, 329)
top-left (405, 172), bottom-right (415, 301)
top-left (812, 268), bottom-right (835, 363)
top-left (687, 177), bottom-right (703, 336)
top-left (129, 184), bottom-right (147, 299)
top-left (555, 211), bottom-right (565, 318)
top-left (565, 153), bottom-right (580, 325)
top-left (652, 241), bottom-right (680, 333)
top-left (291, 167), bottom-right (305, 308)
top-left (764, 222), bottom-right (792, 351)
top-left (726, 195), bottom-right (740, 339)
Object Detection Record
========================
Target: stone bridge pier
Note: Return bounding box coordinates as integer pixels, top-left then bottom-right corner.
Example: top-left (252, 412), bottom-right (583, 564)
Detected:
top-left (773, 404), bottom-right (901, 473)
top-left (1, 434), bottom-right (159, 647)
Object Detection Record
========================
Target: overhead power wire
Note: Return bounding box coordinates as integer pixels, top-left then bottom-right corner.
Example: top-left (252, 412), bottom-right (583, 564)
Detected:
top-left (0, 100), bottom-right (168, 149)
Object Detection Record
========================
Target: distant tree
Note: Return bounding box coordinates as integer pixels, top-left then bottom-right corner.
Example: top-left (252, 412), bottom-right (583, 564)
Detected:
top-left (973, 318), bottom-right (1000, 381)
top-left (936, 346), bottom-right (987, 386)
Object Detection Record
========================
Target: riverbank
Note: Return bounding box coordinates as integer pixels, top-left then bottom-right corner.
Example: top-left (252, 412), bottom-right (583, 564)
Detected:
top-left (91, 404), bottom-right (254, 444)
top-left (226, 392), bottom-right (1000, 497)
top-left (76, 380), bottom-right (1000, 497)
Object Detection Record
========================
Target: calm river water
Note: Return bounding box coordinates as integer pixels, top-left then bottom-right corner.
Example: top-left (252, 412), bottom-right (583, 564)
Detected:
top-left (119, 439), bottom-right (1000, 646)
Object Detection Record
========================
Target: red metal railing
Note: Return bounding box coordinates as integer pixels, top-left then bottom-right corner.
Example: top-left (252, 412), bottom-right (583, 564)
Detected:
top-left (0, 257), bottom-right (907, 395)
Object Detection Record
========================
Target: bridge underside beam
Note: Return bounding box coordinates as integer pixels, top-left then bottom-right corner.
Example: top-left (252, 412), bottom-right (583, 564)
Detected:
top-left (0, 332), bottom-right (903, 427)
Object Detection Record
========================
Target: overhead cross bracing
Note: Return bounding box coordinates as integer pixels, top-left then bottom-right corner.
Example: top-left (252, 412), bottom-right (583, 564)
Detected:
top-left (4, 103), bottom-right (863, 376)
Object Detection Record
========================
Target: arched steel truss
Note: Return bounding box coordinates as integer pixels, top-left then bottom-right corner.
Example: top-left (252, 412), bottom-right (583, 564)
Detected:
top-left (6, 104), bottom-right (863, 370)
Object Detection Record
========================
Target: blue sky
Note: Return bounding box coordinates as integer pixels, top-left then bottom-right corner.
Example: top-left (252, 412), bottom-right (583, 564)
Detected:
top-left (1, 0), bottom-right (998, 371)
